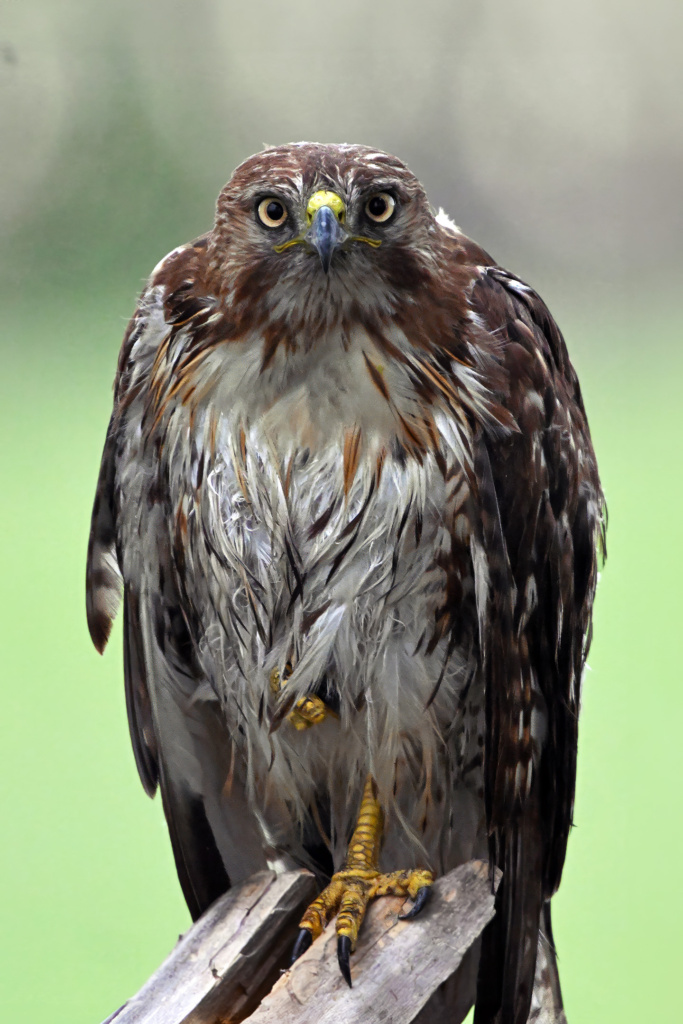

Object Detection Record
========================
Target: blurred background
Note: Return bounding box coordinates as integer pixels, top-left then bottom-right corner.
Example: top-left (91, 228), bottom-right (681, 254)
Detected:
top-left (1, 2), bottom-right (681, 1021)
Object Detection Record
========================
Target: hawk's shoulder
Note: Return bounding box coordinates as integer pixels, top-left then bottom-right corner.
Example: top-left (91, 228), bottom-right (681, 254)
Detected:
top-left (114, 234), bottom-right (213, 400)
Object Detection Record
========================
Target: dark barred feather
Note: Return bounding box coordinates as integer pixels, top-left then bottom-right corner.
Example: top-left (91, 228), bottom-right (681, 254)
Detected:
top-left (468, 267), bottom-right (604, 1024)
top-left (85, 421), bottom-right (121, 653)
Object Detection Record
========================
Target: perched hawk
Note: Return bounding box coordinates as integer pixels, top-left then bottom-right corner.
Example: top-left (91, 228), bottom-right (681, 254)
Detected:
top-left (87, 143), bottom-right (605, 1023)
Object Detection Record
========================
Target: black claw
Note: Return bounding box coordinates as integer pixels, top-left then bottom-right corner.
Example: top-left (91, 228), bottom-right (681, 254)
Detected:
top-left (399, 885), bottom-right (432, 920)
top-left (337, 934), bottom-right (353, 987)
top-left (291, 928), bottom-right (313, 965)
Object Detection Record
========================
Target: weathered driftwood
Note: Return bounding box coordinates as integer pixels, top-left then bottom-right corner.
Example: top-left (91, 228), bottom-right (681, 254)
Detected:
top-left (249, 860), bottom-right (498, 1024)
top-left (102, 861), bottom-right (500, 1024)
top-left (103, 870), bottom-right (318, 1024)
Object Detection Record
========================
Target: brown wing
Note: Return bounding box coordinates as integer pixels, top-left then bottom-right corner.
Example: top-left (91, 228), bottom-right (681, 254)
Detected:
top-left (86, 317), bottom-right (160, 798)
top-left (465, 263), bottom-right (605, 1023)
top-left (473, 265), bottom-right (604, 885)
top-left (86, 236), bottom-right (233, 917)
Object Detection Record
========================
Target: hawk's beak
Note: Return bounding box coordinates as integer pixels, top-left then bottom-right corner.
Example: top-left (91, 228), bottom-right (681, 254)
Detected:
top-left (305, 192), bottom-right (346, 273)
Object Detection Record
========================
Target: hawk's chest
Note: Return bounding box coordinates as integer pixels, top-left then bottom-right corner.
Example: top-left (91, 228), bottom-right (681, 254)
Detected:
top-left (160, 325), bottom-right (477, 710)
top-left (183, 409), bottom-right (471, 694)
top-left (203, 418), bottom-right (451, 614)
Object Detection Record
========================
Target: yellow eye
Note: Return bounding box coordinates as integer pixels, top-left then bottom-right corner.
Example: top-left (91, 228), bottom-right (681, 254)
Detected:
top-left (365, 192), bottom-right (396, 223)
top-left (257, 197), bottom-right (288, 228)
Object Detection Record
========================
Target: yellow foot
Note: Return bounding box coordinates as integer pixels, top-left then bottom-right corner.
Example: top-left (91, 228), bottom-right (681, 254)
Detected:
top-left (269, 664), bottom-right (333, 730)
top-left (290, 776), bottom-right (434, 986)
top-left (291, 865), bottom-right (433, 985)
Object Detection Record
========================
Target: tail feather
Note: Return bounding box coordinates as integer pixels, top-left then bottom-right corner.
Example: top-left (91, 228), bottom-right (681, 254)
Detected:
top-left (474, 807), bottom-right (544, 1024)
top-left (528, 903), bottom-right (566, 1023)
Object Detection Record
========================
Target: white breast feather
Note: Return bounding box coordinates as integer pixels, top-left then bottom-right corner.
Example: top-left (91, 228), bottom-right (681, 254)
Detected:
top-left (118, 297), bottom-right (487, 868)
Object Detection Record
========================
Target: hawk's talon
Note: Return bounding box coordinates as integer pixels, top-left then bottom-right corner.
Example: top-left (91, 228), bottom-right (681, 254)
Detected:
top-left (337, 934), bottom-right (353, 987)
top-left (270, 665), bottom-right (334, 730)
top-left (291, 927), bottom-right (313, 964)
top-left (294, 777), bottom-right (433, 986)
top-left (398, 883), bottom-right (432, 920)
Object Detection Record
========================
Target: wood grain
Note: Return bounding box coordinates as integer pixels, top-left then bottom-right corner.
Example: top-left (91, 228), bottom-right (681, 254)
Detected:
top-left (100, 861), bottom-right (506, 1024)
top-left (248, 860), bottom-right (498, 1024)
top-left (103, 870), bottom-right (317, 1024)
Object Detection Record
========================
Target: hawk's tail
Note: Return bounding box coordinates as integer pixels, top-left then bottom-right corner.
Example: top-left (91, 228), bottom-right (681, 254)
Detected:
top-left (529, 903), bottom-right (567, 1023)
top-left (474, 808), bottom-right (552, 1024)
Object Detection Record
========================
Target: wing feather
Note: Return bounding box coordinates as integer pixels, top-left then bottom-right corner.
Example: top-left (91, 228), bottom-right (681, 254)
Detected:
top-left (462, 262), bottom-right (605, 1024)
top-left (85, 418), bottom-right (122, 653)
top-left (86, 238), bottom-right (236, 918)
top-left (122, 585), bottom-right (158, 797)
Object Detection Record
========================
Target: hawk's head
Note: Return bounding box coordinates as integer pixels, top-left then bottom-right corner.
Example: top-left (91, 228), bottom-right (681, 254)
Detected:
top-left (208, 143), bottom-right (443, 328)
top-left (145, 142), bottom-right (506, 481)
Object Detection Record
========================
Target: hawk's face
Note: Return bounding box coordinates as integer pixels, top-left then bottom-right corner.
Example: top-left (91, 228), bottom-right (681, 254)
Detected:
top-left (208, 143), bottom-right (437, 329)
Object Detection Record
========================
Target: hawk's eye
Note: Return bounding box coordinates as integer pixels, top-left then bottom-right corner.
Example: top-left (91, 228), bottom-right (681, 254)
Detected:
top-left (365, 193), bottom-right (396, 224)
top-left (257, 198), bottom-right (288, 228)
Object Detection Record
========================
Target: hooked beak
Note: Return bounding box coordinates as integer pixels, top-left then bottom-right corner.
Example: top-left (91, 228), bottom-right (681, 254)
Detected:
top-left (305, 205), bottom-right (347, 273)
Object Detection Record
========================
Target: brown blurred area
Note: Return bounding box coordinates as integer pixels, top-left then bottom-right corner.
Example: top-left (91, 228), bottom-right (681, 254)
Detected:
top-left (2, 0), bottom-right (681, 299)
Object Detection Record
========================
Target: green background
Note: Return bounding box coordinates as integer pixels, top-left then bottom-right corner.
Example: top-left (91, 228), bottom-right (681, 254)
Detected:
top-left (1, 3), bottom-right (681, 1021)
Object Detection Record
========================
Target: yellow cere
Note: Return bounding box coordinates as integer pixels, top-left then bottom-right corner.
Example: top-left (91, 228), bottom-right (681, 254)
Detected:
top-left (306, 190), bottom-right (346, 224)
top-left (274, 190), bottom-right (382, 253)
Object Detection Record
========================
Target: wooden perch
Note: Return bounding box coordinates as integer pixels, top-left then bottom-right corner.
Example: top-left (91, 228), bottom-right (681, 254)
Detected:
top-left (103, 860), bottom-right (500, 1024)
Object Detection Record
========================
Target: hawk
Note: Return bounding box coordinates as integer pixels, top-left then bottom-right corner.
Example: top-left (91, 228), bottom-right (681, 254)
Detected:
top-left (86, 143), bottom-right (605, 1023)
